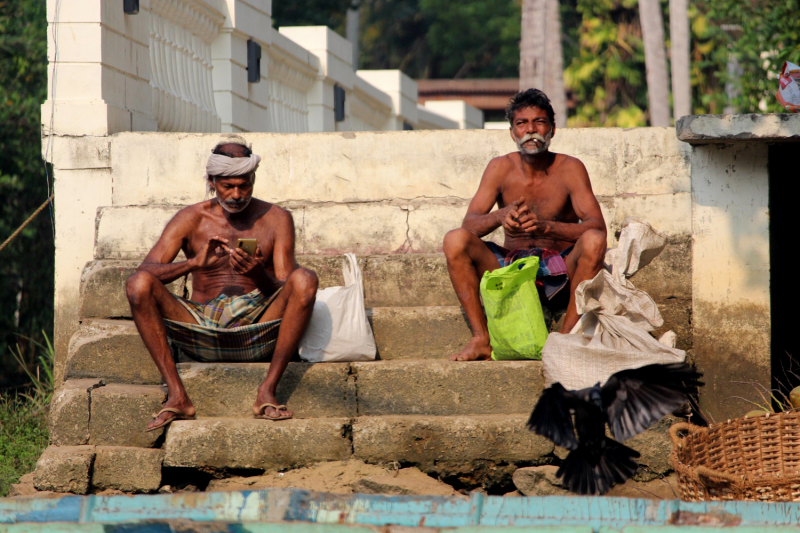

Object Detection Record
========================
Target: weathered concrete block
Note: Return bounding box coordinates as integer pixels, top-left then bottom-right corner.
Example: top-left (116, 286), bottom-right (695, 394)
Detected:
top-left (67, 320), bottom-right (161, 384)
top-left (370, 306), bottom-right (470, 360)
top-left (92, 446), bottom-right (164, 493)
top-left (48, 379), bottom-right (103, 446)
top-left (512, 465), bottom-right (570, 496)
top-left (629, 239), bottom-right (692, 301)
top-left (677, 113), bottom-right (800, 144)
top-left (95, 206), bottom-right (180, 260)
top-left (625, 418), bottom-right (676, 481)
top-left (652, 299), bottom-right (692, 351)
top-left (352, 415), bottom-right (554, 477)
top-left (89, 384), bottom-right (166, 447)
top-left (163, 418), bottom-right (352, 470)
top-left (178, 362), bottom-right (356, 418)
top-left (612, 193), bottom-right (692, 237)
top-left (406, 200), bottom-right (470, 254)
top-left (354, 361), bottom-right (543, 416)
top-left (551, 128), bottom-right (620, 197)
top-left (350, 467), bottom-right (456, 496)
top-left (33, 445), bottom-right (95, 494)
top-left (619, 127), bottom-right (691, 195)
top-left (80, 260), bottom-right (184, 318)
top-left (299, 202), bottom-right (409, 256)
top-left (300, 254), bottom-right (459, 308)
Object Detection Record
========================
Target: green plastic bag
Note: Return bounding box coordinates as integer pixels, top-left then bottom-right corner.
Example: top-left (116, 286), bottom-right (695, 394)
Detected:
top-left (480, 255), bottom-right (548, 360)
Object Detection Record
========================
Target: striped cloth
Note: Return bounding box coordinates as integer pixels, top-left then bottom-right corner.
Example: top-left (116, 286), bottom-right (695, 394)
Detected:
top-left (164, 288), bottom-right (282, 363)
top-left (485, 241), bottom-right (573, 300)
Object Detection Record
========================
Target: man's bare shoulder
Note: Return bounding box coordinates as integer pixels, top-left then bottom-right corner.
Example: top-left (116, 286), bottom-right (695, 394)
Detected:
top-left (169, 201), bottom-right (213, 227)
top-left (553, 153), bottom-right (587, 170)
top-left (485, 153), bottom-right (520, 177)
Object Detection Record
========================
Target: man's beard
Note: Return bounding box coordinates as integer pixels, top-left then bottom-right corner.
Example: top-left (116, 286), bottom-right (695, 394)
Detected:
top-left (514, 130), bottom-right (552, 155)
top-left (218, 196), bottom-right (251, 213)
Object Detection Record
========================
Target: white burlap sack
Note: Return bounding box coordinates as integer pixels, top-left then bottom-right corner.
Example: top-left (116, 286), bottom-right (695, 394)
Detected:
top-left (542, 218), bottom-right (685, 390)
top-left (298, 253), bottom-right (377, 362)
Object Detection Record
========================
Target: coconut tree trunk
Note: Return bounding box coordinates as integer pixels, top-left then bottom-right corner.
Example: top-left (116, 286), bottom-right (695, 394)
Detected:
top-left (638, 0), bottom-right (671, 126)
top-left (669, 0), bottom-right (691, 121)
top-left (544, 0), bottom-right (567, 127)
top-left (520, 0), bottom-right (547, 92)
top-left (521, 0), bottom-right (565, 126)
top-left (347, 6), bottom-right (360, 68)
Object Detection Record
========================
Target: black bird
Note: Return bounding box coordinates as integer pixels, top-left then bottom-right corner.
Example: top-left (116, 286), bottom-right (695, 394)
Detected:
top-left (527, 362), bottom-right (702, 495)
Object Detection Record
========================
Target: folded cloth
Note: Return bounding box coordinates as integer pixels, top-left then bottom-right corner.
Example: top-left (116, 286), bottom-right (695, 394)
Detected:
top-left (165, 288), bottom-right (282, 363)
top-left (485, 241), bottom-right (572, 300)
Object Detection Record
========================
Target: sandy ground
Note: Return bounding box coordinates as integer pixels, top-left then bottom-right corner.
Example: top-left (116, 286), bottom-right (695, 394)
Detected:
top-left (206, 459), bottom-right (455, 496)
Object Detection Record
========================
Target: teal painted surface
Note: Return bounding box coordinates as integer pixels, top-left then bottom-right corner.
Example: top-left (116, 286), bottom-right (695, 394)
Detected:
top-left (3, 489), bottom-right (800, 530)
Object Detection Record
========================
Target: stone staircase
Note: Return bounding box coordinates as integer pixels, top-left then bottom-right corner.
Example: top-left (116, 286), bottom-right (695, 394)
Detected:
top-left (37, 249), bottom-right (682, 496)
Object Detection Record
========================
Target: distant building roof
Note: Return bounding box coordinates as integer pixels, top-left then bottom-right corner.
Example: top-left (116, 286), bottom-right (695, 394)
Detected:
top-left (416, 79), bottom-right (519, 111)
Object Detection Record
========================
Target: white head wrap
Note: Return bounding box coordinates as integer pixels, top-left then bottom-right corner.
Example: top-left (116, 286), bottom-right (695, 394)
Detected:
top-left (204, 148), bottom-right (262, 197)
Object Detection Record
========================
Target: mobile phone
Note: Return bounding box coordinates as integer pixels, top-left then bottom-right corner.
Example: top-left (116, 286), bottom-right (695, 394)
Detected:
top-left (236, 238), bottom-right (258, 257)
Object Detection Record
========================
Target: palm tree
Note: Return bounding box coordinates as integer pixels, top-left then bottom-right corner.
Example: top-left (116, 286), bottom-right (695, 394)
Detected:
top-left (521, 0), bottom-right (566, 127)
top-left (669, 0), bottom-right (691, 121)
top-left (638, 0), bottom-right (671, 126)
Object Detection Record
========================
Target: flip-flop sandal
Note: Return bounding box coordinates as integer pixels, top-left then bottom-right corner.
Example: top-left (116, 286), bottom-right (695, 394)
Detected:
top-left (254, 403), bottom-right (293, 421)
top-left (146, 407), bottom-right (196, 432)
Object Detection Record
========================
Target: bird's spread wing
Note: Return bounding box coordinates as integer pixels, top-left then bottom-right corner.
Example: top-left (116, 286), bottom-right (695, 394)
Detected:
top-left (527, 382), bottom-right (579, 450)
top-left (601, 363), bottom-right (702, 441)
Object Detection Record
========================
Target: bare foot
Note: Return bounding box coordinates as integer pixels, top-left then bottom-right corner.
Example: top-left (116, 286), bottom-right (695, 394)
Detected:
top-left (253, 390), bottom-right (293, 420)
top-left (449, 336), bottom-right (493, 362)
top-left (147, 396), bottom-right (195, 431)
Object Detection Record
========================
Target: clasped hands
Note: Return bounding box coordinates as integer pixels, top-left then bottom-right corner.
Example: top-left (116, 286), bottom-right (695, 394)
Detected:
top-left (193, 236), bottom-right (264, 276)
top-left (501, 197), bottom-right (546, 237)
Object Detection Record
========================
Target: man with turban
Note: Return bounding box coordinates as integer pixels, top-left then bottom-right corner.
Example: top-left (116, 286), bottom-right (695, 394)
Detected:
top-left (126, 139), bottom-right (318, 430)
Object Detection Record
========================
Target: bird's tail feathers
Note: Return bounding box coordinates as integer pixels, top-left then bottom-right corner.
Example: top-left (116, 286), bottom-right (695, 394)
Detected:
top-left (557, 438), bottom-right (640, 495)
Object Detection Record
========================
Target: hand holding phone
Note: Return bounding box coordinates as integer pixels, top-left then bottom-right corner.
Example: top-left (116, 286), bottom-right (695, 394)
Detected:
top-left (236, 238), bottom-right (258, 257)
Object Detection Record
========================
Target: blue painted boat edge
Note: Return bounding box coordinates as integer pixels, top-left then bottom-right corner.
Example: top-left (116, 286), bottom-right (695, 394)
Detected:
top-left (4, 490), bottom-right (800, 528)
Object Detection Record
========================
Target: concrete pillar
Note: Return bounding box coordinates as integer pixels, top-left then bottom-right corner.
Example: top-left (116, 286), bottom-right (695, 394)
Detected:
top-left (279, 26), bottom-right (355, 133)
top-left (691, 143), bottom-right (771, 422)
top-left (423, 101), bottom-right (484, 130)
top-left (356, 70), bottom-right (418, 130)
top-left (42, 0), bottom-right (157, 136)
top-left (212, 0), bottom-right (273, 132)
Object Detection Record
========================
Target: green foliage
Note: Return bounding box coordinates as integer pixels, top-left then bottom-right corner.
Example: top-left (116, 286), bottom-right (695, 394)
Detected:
top-left (703, 0), bottom-right (800, 113)
top-left (10, 332), bottom-right (55, 412)
top-left (0, 329), bottom-right (53, 497)
top-left (0, 0), bottom-right (53, 388)
top-left (418, 0), bottom-right (521, 78)
top-left (272, 0), bottom-right (358, 34)
top-left (564, 0), bottom-right (649, 126)
top-left (0, 393), bottom-right (48, 497)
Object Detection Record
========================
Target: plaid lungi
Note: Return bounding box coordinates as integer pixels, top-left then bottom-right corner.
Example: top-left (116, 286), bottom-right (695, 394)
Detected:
top-left (485, 241), bottom-right (573, 300)
top-left (164, 288), bottom-right (282, 363)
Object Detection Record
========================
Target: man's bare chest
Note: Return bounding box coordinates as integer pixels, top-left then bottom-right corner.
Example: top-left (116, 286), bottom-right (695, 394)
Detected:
top-left (185, 218), bottom-right (275, 257)
top-left (502, 176), bottom-right (576, 222)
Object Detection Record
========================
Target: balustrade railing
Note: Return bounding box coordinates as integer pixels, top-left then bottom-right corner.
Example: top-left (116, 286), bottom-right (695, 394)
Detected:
top-left (350, 77), bottom-right (393, 131)
top-left (265, 35), bottom-right (317, 133)
top-left (149, 0), bottom-right (223, 132)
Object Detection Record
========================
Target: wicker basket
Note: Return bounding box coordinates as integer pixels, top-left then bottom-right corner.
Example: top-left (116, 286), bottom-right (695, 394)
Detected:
top-left (669, 412), bottom-right (800, 501)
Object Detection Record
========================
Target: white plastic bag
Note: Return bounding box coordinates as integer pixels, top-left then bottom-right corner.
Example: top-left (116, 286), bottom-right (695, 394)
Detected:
top-left (542, 218), bottom-right (685, 390)
top-left (298, 253), bottom-right (377, 362)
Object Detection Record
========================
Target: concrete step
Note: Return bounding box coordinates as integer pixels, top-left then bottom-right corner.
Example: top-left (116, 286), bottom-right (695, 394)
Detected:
top-left (161, 415), bottom-right (552, 478)
top-left (78, 246), bottom-right (692, 349)
top-left (79, 255), bottom-right (459, 317)
top-left (162, 414), bottom-right (673, 484)
top-left (66, 309), bottom-right (472, 384)
top-left (80, 247), bottom-right (689, 315)
top-left (59, 360), bottom-right (544, 422)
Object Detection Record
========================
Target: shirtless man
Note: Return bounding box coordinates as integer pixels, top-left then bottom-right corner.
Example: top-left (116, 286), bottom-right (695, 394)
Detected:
top-left (443, 89), bottom-right (607, 361)
top-left (126, 140), bottom-right (318, 430)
